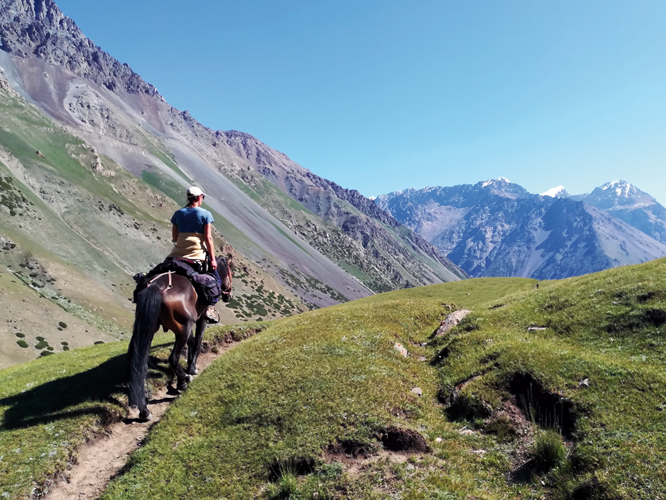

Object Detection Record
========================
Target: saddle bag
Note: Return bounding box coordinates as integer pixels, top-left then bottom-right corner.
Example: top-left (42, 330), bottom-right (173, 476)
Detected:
top-left (133, 258), bottom-right (221, 305)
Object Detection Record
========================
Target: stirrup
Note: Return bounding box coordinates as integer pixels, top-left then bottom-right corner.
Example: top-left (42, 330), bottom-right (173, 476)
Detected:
top-left (205, 306), bottom-right (220, 324)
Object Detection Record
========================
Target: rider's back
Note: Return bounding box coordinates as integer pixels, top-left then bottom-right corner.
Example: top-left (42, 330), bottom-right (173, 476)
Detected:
top-left (171, 206), bottom-right (213, 234)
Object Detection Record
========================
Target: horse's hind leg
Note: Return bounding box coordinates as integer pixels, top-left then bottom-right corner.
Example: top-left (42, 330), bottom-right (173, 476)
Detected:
top-left (169, 321), bottom-right (194, 391)
top-left (187, 316), bottom-right (208, 376)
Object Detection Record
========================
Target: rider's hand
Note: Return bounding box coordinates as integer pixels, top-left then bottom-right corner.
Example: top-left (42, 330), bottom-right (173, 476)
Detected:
top-left (210, 258), bottom-right (218, 270)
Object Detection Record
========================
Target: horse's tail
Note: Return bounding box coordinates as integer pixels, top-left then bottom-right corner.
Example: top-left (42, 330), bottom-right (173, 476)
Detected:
top-left (128, 285), bottom-right (162, 409)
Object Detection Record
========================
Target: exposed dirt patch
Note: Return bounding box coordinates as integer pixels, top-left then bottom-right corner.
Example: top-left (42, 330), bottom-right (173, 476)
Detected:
top-left (323, 446), bottom-right (410, 478)
top-left (509, 372), bottom-right (577, 439)
top-left (379, 427), bottom-right (429, 453)
top-left (636, 292), bottom-right (657, 303)
top-left (41, 334), bottom-right (250, 500)
top-left (389, 406), bottom-right (418, 420)
top-left (606, 307), bottom-right (666, 334)
top-left (326, 439), bottom-right (377, 459)
top-left (484, 399), bottom-right (528, 443)
top-left (267, 457), bottom-right (316, 482)
top-left (643, 308), bottom-right (666, 326)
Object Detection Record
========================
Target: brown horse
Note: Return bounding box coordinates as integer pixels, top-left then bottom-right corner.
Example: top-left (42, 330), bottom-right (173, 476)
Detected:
top-left (127, 256), bottom-right (232, 420)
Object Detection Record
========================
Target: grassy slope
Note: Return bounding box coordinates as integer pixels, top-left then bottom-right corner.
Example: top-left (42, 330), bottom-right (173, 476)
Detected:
top-left (99, 262), bottom-right (666, 499)
top-left (4, 260), bottom-right (666, 499)
top-left (100, 278), bottom-right (539, 500)
top-left (0, 324), bottom-right (264, 499)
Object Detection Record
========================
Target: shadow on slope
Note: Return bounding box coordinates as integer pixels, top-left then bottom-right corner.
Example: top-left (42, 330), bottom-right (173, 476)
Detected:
top-left (0, 343), bottom-right (173, 430)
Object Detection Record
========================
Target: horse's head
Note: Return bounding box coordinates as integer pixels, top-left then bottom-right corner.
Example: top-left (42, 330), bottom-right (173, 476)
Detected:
top-left (216, 254), bottom-right (233, 302)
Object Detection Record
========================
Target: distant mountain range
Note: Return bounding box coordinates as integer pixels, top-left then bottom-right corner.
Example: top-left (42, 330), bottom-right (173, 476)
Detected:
top-left (377, 178), bottom-right (666, 279)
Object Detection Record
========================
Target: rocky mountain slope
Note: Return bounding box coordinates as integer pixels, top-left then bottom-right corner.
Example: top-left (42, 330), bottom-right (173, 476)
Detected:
top-left (218, 130), bottom-right (466, 291)
top-left (377, 178), bottom-right (666, 279)
top-left (566, 180), bottom-right (666, 244)
top-left (0, 0), bottom-right (465, 365)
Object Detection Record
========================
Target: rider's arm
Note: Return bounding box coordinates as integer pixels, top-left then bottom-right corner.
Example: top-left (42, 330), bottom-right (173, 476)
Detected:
top-left (203, 223), bottom-right (217, 269)
top-left (172, 225), bottom-right (179, 243)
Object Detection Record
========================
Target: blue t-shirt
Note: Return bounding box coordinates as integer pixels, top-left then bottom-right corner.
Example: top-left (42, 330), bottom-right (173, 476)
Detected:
top-left (171, 207), bottom-right (214, 234)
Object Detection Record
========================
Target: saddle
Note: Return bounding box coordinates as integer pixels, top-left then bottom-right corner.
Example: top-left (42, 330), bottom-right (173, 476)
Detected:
top-left (133, 257), bottom-right (221, 305)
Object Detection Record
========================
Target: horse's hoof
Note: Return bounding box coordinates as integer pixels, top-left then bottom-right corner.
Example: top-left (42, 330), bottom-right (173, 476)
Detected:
top-left (186, 374), bottom-right (193, 382)
top-left (177, 382), bottom-right (188, 391)
top-left (139, 409), bottom-right (152, 422)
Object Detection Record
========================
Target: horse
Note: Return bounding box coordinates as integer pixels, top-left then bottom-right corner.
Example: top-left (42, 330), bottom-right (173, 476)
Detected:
top-left (127, 255), bottom-right (233, 421)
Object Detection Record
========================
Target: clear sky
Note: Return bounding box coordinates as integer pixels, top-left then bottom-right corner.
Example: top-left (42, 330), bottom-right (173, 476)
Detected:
top-left (57, 0), bottom-right (666, 203)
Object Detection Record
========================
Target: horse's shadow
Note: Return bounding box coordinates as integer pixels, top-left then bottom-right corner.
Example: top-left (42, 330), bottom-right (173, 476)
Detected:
top-left (0, 343), bottom-right (174, 431)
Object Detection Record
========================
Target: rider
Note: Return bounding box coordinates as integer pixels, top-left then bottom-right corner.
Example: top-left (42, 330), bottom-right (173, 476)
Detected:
top-left (169, 186), bottom-right (221, 323)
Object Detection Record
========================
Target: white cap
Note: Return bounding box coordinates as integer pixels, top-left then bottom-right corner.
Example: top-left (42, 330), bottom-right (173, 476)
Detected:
top-left (186, 186), bottom-right (204, 198)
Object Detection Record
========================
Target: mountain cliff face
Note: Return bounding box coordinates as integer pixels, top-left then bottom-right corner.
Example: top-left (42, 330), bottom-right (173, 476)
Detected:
top-left (0, 0), bottom-right (465, 365)
top-left (377, 179), bottom-right (666, 279)
top-left (0, 0), bottom-right (160, 97)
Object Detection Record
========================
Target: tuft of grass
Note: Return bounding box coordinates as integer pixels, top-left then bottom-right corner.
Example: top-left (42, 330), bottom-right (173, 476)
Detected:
top-left (531, 429), bottom-right (567, 471)
top-left (267, 473), bottom-right (298, 500)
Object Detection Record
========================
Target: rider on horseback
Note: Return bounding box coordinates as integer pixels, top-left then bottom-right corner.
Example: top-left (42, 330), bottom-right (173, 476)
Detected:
top-left (169, 186), bottom-right (221, 323)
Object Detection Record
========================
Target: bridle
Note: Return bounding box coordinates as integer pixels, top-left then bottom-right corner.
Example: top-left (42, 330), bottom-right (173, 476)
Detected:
top-left (218, 257), bottom-right (233, 299)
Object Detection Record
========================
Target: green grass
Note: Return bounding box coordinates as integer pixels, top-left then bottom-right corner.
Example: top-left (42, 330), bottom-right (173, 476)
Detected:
top-left (354, 277), bottom-right (538, 309)
top-left (0, 338), bottom-right (151, 499)
top-left (0, 324), bottom-right (263, 500)
top-left (101, 262), bottom-right (666, 499)
top-left (429, 260), bottom-right (666, 498)
top-left (100, 277), bottom-right (541, 500)
top-left (4, 261), bottom-right (666, 499)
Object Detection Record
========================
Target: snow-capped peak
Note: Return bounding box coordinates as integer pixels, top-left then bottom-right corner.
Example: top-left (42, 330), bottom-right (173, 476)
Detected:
top-left (599, 180), bottom-right (637, 198)
top-left (541, 186), bottom-right (570, 198)
top-left (481, 177), bottom-right (511, 187)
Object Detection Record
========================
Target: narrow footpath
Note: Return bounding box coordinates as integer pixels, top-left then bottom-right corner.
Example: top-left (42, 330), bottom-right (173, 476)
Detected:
top-left (44, 342), bottom-right (236, 500)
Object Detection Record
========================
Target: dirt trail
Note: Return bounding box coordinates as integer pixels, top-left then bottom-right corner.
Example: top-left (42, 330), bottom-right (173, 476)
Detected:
top-left (44, 343), bottom-right (234, 500)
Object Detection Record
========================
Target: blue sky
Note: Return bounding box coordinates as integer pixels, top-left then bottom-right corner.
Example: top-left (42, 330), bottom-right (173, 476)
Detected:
top-left (57, 0), bottom-right (666, 203)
